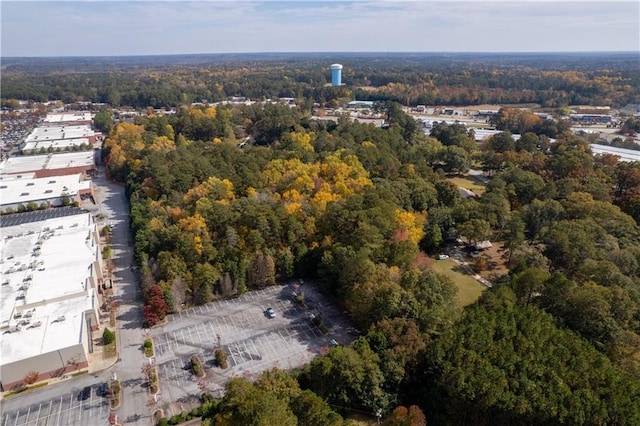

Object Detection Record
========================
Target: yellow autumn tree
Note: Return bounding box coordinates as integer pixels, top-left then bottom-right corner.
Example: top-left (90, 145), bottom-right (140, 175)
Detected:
top-left (178, 214), bottom-right (210, 257)
top-left (148, 136), bottom-right (176, 153)
top-left (289, 131), bottom-right (314, 152)
top-left (395, 210), bottom-right (427, 245)
top-left (183, 176), bottom-right (235, 206)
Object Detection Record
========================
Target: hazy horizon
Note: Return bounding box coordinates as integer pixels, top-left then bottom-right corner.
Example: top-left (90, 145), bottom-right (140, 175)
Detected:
top-left (2, 1), bottom-right (639, 57)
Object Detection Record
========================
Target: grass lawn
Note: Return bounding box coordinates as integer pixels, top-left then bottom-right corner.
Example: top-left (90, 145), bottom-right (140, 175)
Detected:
top-left (346, 413), bottom-right (379, 425)
top-left (447, 175), bottom-right (486, 196)
top-left (431, 259), bottom-right (487, 309)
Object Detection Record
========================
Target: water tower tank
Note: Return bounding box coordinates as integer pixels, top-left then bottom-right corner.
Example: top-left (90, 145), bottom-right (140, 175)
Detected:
top-left (331, 64), bottom-right (343, 86)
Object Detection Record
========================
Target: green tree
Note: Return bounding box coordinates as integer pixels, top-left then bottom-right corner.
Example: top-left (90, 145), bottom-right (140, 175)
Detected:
top-left (94, 109), bottom-right (114, 134)
top-left (302, 339), bottom-right (389, 414)
top-left (215, 377), bottom-right (297, 426)
top-left (103, 328), bottom-right (116, 345)
top-left (426, 287), bottom-right (640, 425)
top-left (292, 390), bottom-right (343, 426)
top-left (456, 218), bottom-right (491, 245)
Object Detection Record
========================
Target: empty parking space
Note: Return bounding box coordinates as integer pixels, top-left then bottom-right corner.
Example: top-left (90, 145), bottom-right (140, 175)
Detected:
top-left (151, 282), bottom-right (357, 406)
top-left (1, 387), bottom-right (110, 426)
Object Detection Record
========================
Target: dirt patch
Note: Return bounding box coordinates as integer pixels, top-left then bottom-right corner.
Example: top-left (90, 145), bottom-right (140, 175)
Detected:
top-left (477, 242), bottom-right (509, 282)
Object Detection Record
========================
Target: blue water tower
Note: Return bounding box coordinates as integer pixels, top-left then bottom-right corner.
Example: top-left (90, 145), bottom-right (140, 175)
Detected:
top-left (331, 64), bottom-right (343, 86)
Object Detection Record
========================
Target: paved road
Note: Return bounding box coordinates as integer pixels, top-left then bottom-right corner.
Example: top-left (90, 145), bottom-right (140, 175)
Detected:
top-left (91, 167), bottom-right (151, 425)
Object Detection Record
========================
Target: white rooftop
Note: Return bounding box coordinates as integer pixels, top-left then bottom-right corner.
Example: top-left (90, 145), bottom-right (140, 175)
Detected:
top-left (25, 125), bottom-right (98, 143)
top-left (0, 152), bottom-right (95, 175)
top-left (42, 112), bottom-right (93, 124)
top-left (22, 138), bottom-right (91, 153)
top-left (0, 213), bottom-right (99, 365)
top-left (590, 144), bottom-right (640, 162)
top-left (0, 173), bottom-right (90, 207)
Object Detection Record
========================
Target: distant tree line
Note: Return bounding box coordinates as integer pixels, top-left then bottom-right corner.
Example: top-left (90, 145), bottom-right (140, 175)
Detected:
top-left (2, 53), bottom-right (639, 108)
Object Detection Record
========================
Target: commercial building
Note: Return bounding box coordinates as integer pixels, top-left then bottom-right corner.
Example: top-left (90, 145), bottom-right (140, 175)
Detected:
top-left (42, 112), bottom-right (93, 127)
top-left (22, 137), bottom-right (92, 155)
top-left (24, 125), bottom-right (102, 146)
top-left (590, 144), bottom-right (640, 162)
top-left (331, 64), bottom-right (343, 86)
top-left (0, 151), bottom-right (96, 178)
top-left (0, 173), bottom-right (93, 213)
top-left (0, 212), bottom-right (105, 391)
top-left (569, 114), bottom-right (613, 124)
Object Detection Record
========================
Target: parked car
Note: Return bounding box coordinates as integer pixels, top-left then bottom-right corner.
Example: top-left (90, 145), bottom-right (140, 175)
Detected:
top-left (3, 326), bottom-right (21, 334)
top-left (27, 321), bottom-right (42, 329)
top-left (266, 308), bottom-right (276, 318)
top-left (78, 386), bottom-right (91, 401)
top-left (437, 254), bottom-right (450, 260)
top-left (97, 383), bottom-right (108, 397)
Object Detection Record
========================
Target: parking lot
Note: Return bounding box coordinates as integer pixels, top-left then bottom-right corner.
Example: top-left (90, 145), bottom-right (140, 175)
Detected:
top-left (1, 385), bottom-right (111, 426)
top-left (149, 282), bottom-right (357, 412)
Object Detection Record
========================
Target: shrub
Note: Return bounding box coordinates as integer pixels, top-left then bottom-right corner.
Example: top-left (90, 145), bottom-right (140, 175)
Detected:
top-left (214, 349), bottom-right (229, 369)
top-left (168, 412), bottom-right (186, 425)
top-left (103, 328), bottom-right (116, 345)
top-left (190, 355), bottom-right (204, 376)
top-left (156, 418), bottom-right (169, 426)
top-left (143, 338), bottom-right (154, 357)
top-left (23, 370), bottom-right (39, 385)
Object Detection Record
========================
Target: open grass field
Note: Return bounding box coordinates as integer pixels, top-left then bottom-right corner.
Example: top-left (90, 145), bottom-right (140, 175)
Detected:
top-left (431, 258), bottom-right (487, 309)
top-left (447, 175), bottom-right (486, 195)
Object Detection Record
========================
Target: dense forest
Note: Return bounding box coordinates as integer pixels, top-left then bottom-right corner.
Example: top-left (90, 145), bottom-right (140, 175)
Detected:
top-left (2, 53), bottom-right (640, 108)
top-left (96, 94), bottom-right (640, 424)
top-left (5, 53), bottom-right (640, 424)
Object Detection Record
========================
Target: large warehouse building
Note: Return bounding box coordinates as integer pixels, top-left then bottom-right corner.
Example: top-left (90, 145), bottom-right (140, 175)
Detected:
top-left (0, 212), bottom-right (105, 391)
top-left (0, 173), bottom-right (93, 213)
top-left (0, 151), bottom-right (96, 178)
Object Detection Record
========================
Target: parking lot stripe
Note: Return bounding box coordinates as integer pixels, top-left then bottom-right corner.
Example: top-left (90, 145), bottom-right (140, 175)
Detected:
top-left (43, 400), bottom-right (54, 425)
top-left (228, 345), bottom-right (239, 366)
top-left (250, 339), bottom-right (261, 359)
top-left (264, 334), bottom-right (278, 356)
top-left (55, 396), bottom-right (63, 426)
top-left (35, 402), bottom-right (42, 424)
top-left (195, 324), bottom-right (205, 345)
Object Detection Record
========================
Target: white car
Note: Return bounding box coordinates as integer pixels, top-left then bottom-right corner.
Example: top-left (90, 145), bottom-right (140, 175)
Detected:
top-left (266, 308), bottom-right (276, 318)
top-left (437, 254), bottom-right (450, 260)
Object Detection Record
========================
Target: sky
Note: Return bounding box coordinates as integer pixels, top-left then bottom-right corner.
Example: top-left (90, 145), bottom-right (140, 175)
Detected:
top-left (1, 1), bottom-right (639, 57)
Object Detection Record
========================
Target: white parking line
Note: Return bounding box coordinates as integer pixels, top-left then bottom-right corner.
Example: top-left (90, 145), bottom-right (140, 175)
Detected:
top-left (250, 339), bottom-right (261, 359)
top-left (228, 345), bottom-right (239, 366)
top-left (207, 320), bottom-right (216, 337)
top-left (44, 399), bottom-right (54, 425)
top-left (179, 329), bottom-right (188, 347)
top-left (193, 323), bottom-right (203, 345)
top-left (34, 402), bottom-right (42, 425)
top-left (186, 327), bottom-right (195, 346)
top-left (242, 342), bottom-right (253, 360)
top-left (241, 312), bottom-right (252, 328)
top-left (55, 396), bottom-right (63, 426)
top-left (265, 334), bottom-right (279, 356)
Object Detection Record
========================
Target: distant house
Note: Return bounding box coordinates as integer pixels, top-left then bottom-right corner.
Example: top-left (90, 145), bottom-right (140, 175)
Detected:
top-left (474, 240), bottom-right (493, 250)
top-left (458, 187), bottom-right (477, 199)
